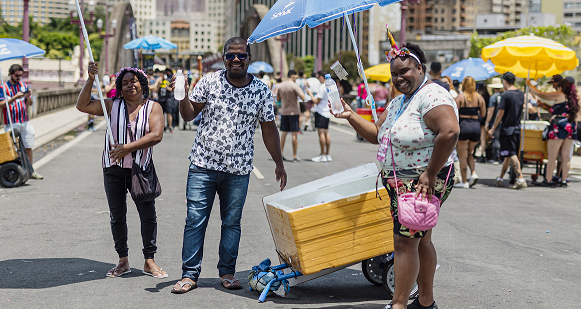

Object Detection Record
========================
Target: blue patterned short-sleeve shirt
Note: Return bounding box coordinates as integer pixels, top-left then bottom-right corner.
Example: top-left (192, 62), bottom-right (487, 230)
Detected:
top-left (188, 70), bottom-right (275, 175)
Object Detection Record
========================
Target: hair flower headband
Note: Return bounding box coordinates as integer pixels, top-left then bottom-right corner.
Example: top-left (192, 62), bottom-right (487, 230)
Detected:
top-left (385, 47), bottom-right (421, 64)
top-left (116, 67), bottom-right (148, 79)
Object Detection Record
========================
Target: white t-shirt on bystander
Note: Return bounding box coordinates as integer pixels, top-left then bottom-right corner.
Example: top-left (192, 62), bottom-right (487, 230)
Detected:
top-left (315, 83), bottom-right (331, 118)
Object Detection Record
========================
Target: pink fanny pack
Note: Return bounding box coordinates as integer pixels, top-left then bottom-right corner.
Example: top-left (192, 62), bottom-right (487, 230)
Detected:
top-left (386, 138), bottom-right (451, 231)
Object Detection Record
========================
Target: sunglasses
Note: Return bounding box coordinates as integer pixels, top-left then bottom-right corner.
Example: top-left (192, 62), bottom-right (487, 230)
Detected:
top-left (225, 53), bottom-right (248, 61)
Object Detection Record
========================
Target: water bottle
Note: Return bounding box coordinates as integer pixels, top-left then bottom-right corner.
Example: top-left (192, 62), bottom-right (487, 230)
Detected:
top-left (174, 70), bottom-right (186, 100)
top-left (325, 74), bottom-right (343, 114)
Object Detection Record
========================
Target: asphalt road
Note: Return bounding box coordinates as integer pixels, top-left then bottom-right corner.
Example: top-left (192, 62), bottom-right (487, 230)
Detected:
top-left (1, 122), bottom-right (580, 309)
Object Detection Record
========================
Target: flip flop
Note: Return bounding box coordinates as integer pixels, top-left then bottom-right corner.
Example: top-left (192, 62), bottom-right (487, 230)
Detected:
top-left (106, 268), bottom-right (131, 278)
top-left (142, 268), bottom-right (168, 279)
top-left (171, 280), bottom-right (197, 294)
top-left (221, 278), bottom-right (242, 290)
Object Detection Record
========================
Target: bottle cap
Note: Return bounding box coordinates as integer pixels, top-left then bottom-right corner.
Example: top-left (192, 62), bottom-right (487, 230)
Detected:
top-left (325, 74), bottom-right (331, 79)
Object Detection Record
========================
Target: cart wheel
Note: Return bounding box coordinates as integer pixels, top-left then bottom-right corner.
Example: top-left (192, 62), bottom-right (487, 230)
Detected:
top-left (0, 162), bottom-right (26, 188)
top-left (382, 259), bottom-right (419, 300)
top-left (356, 132), bottom-right (365, 141)
top-left (361, 255), bottom-right (388, 286)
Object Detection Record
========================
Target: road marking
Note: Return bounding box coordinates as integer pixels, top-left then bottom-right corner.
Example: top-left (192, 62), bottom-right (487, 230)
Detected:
top-left (329, 123), bottom-right (356, 136)
top-left (34, 121), bottom-right (107, 170)
top-left (571, 175), bottom-right (581, 180)
top-left (252, 165), bottom-right (265, 179)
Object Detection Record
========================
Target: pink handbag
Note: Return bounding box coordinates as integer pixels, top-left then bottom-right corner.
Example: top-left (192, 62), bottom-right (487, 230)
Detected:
top-left (388, 138), bottom-right (451, 231)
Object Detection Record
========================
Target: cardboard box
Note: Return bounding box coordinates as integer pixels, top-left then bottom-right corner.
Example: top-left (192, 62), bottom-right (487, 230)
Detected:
top-left (0, 132), bottom-right (18, 164)
top-left (263, 163), bottom-right (394, 275)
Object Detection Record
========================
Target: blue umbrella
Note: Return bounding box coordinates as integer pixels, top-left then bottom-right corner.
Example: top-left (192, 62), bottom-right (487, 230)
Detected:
top-left (248, 61), bottom-right (274, 74)
top-left (442, 58), bottom-right (498, 82)
top-left (0, 38), bottom-right (45, 61)
top-left (0, 38), bottom-right (45, 143)
top-left (123, 36), bottom-right (177, 50)
top-left (248, 0), bottom-right (401, 122)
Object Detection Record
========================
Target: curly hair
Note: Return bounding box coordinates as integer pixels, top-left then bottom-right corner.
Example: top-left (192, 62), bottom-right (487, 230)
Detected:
top-left (402, 42), bottom-right (427, 74)
top-left (114, 68), bottom-right (150, 101)
top-left (558, 79), bottom-right (579, 123)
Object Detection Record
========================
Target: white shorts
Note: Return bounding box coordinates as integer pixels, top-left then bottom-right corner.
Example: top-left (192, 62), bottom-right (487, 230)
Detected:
top-left (5, 121), bottom-right (35, 149)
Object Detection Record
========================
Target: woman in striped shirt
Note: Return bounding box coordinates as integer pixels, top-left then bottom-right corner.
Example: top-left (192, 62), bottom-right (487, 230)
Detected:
top-left (76, 63), bottom-right (166, 279)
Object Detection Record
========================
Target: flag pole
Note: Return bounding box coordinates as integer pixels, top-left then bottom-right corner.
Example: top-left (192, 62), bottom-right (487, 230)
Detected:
top-left (74, 0), bottom-right (115, 144)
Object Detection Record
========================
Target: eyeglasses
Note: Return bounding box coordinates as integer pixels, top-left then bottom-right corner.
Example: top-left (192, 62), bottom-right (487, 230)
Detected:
top-left (224, 53), bottom-right (248, 61)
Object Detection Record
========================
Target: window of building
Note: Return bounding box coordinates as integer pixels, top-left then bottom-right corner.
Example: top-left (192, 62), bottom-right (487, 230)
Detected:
top-left (426, 17), bottom-right (432, 22)
top-left (452, 9), bottom-right (456, 13)
top-left (576, 12), bottom-right (581, 16)
top-left (441, 18), bottom-right (445, 22)
top-left (434, 9), bottom-right (438, 13)
top-left (426, 8), bottom-right (432, 13)
top-left (409, 17), bottom-right (415, 22)
top-left (577, 3), bottom-right (581, 7)
top-left (410, 9), bottom-right (415, 14)
top-left (564, 3), bottom-right (574, 8)
top-left (575, 22), bottom-right (581, 27)
top-left (452, 17), bottom-right (456, 22)
top-left (408, 26), bottom-right (414, 31)
top-left (435, 18), bottom-right (438, 23)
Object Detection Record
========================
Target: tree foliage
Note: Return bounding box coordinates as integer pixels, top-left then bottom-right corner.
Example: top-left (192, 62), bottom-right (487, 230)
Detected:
top-left (323, 51), bottom-right (369, 82)
top-left (469, 25), bottom-right (577, 58)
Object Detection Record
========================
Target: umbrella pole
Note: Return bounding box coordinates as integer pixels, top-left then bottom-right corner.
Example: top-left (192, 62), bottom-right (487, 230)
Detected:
top-left (74, 0), bottom-right (115, 145)
top-left (344, 12), bottom-right (377, 122)
top-left (0, 72), bottom-right (17, 144)
top-left (520, 67), bottom-right (530, 166)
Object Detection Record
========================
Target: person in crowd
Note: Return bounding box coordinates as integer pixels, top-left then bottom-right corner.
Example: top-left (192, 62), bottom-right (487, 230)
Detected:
top-left (105, 74), bottom-right (117, 98)
top-left (295, 70), bottom-right (308, 133)
top-left (526, 80), bottom-right (541, 121)
top-left (304, 72), bottom-right (321, 131)
top-left (488, 72), bottom-right (527, 189)
top-left (259, 71), bottom-right (271, 89)
top-left (169, 37), bottom-right (287, 294)
top-left (278, 70), bottom-right (306, 161)
top-left (485, 78), bottom-right (504, 163)
top-left (1, 64), bottom-right (43, 179)
top-left (76, 63), bottom-right (166, 279)
top-left (148, 69), bottom-right (162, 102)
top-left (333, 43), bottom-right (458, 309)
top-left (476, 81), bottom-right (490, 163)
top-left (429, 62), bottom-right (449, 91)
top-left (373, 81), bottom-right (390, 108)
top-left (340, 79), bottom-right (353, 95)
top-left (163, 68), bottom-right (179, 132)
top-left (357, 79), bottom-right (368, 109)
top-left (440, 76), bottom-right (458, 98)
top-left (549, 75), bottom-right (563, 91)
top-left (307, 71), bottom-right (333, 162)
top-left (454, 76), bottom-right (486, 188)
top-left (527, 78), bottom-right (579, 187)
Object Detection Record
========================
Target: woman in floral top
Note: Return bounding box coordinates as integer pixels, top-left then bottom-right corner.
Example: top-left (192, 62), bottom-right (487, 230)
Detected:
top-left (332, 43), bottom-right (459, 309)
top-left (527, 78), bottom-right (579, 187)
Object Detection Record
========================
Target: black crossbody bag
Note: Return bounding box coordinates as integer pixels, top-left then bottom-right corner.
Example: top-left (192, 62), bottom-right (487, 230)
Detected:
top-left (124, 101), bottom-right (162, 202)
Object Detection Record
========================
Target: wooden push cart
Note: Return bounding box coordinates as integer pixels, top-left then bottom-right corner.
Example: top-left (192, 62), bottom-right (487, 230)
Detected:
top-left (0, 130), bottom-right (33, 187)
top-left (520, 121), bottom-right (550, 182)
top-left (256, 163), bottom-right (419, 302)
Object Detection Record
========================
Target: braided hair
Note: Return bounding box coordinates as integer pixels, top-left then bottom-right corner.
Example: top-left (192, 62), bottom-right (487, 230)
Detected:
top-left (401, 42), bottom-right (427, 74)
top-left (114, 67), bottom-right (150, 101)
top-left (558, 79), bottom-right (579, 123)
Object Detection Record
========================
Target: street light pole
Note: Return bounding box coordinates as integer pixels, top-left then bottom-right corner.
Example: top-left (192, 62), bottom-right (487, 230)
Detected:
top-left (97, 5), bottom-right (117, 75)
top-left (22, 0), bottom-right (31, 85)
top-left (315, 23), bottom-right (330, 73)
top-left (275, 34), bottom-right (289, 77)
top-left (69, 0), bottom-right (95, 85)
top-left (400, 0), bottom-right (408, 47)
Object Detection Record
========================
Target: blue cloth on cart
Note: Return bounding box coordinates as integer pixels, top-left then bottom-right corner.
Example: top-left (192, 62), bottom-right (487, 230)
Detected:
top-left (248, 258), bottom-right (289, 295)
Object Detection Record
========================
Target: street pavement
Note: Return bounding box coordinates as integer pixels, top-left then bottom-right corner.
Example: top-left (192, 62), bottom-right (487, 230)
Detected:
top-left (1, 119), bottom-right (581, 308)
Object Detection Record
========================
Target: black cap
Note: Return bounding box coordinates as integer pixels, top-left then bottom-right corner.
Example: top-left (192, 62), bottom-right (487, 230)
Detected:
top-left (430, 62), bottom-right (442, 73)
top-left (502, 72), bottom-right (516, 83)
top-left (565, 76), bottom-right (575, 84)
top-left (549, 75), bottom-right (563, 83)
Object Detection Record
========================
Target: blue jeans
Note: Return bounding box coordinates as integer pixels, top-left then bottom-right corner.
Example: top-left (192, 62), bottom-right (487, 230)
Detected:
top-left (181, 164), bottom-right (250, 281)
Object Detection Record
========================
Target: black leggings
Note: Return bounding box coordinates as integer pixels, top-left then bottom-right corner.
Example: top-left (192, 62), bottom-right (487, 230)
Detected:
top-left (103, 166), bottom-right (157, 259)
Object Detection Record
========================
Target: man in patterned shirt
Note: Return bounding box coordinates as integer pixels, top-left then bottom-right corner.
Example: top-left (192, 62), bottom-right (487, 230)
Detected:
top-left (1, 64), bottom-right (43, 179)
top-left (170, 37), bottom-right (287, 294)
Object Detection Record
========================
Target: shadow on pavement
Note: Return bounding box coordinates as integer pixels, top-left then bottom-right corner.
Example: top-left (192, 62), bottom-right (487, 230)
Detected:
top-left (213, 268), bottom-right (391, 305)
top-left (0, 258), bottom-right (114, 288)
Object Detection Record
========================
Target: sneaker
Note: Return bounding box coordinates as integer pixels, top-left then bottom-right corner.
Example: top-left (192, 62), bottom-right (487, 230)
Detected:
top-left (454, 182), bottom-right (469, 188)
top-left (407, 298), bottom-right (438, 309)
top-left (494, 177), bottom-right (503, 187)
top-left (293, 157), bottom-right (301, 162)
top-left (325, 155), bottom-right (332, 162)
top-left (311, 155), bottom-right (327, 162)
top-left (469, 173), bottom-right (479, 187)
top-left (282, 157), bottom-right (292, 162)
top-left (30, 172), bottom-right (44, 180)
top-left (561, 181), bottom-right (568, 188)
top-left (509, 179), bottom-right (528, 189)
top-left (536, 179), bottom-right (557, 187)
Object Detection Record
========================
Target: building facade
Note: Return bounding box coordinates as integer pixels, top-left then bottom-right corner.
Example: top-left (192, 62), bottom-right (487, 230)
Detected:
top-left (143, 19), bottom-right (171, 40)
top-left (405, 0), bottom-right (476, 32)
top-left (106, 0), bottom-right (156, 37)
top-left (1, 0), bottom-right (69, 26)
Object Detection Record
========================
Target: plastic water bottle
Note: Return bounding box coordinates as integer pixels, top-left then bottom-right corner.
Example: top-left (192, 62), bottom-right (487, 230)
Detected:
top-left (325, 74), bottom-right (343, 114)
top-left (174, 70), bottom-right (186, 100)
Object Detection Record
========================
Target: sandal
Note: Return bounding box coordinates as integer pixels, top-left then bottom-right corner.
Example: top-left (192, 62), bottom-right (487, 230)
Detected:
top-left (407, 298), bottom-right (438, 309)
top-left (106, 267), bottom-right (131, 278)
top-left (171, 280), bottom-right (197, 294)
top-left (142, 268), bottom-right (168, 279)
top-left (220, 278), bottom-right (242, 290)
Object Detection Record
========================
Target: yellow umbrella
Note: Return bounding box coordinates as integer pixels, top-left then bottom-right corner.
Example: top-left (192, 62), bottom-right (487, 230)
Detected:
top-left (364, 63), bottom-right (391, 82)
top-left (481, 34), bottom-right (578, 78)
